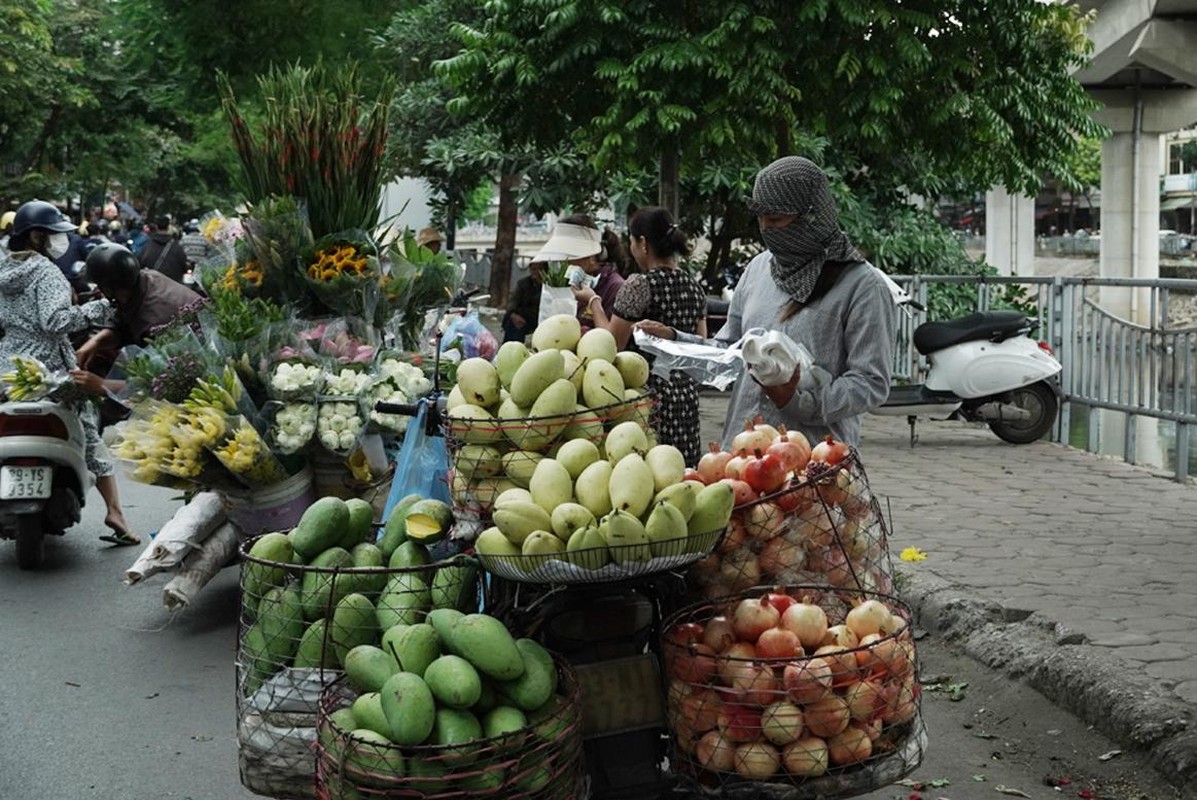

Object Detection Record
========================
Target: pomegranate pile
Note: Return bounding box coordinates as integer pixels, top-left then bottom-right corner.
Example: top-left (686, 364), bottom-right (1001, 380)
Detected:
top-left (664, 590), bottom-right (918, 782)
top-left (688, 420), bottom-right (892, 600)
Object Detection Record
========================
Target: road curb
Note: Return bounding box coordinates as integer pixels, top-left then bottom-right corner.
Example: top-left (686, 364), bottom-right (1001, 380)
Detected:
top-left (896, 567), bottom-right (1197, 795)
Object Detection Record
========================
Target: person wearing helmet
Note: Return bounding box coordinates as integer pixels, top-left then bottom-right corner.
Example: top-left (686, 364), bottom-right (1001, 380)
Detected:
top-left (73, 243), bottom-right (200, 377)
top-left (0, 201), bottom-right (139, 546)
top-left (0, 210), bottom-right (15, 251)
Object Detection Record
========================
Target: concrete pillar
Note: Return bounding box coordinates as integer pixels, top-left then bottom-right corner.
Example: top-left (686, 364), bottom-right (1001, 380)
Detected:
top-left (1098, 131), bottom-right (1161, 322)
top-left (984, 187), bottom-right (1035, 276)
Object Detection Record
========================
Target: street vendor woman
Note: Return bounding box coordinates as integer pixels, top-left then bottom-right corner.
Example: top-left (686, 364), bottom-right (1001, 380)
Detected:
top-left (642, 156), bottom-right (896, 448)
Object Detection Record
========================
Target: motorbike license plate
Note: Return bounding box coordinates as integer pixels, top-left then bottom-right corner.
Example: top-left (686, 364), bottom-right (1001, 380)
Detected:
top-left (0, 466), bottom-right (51, 500)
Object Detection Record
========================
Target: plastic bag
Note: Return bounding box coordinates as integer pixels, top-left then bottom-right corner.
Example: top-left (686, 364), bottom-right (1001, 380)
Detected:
top-left (740, 328), bottom-right (814, 387)
top-left (440, 310), bottom-right (498, 361)
top-left (632, 330), bottom-right (745, 391)
top-left (381, 400), bottom-right (450, 521)
top-left (539, 286), bottom-right (576, 325)
top-left (261, 401), bottom-right (317, 455)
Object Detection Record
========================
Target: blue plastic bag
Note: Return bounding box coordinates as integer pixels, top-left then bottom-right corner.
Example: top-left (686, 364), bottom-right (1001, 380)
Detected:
top-left (381, 399), bottom-right (450, 521)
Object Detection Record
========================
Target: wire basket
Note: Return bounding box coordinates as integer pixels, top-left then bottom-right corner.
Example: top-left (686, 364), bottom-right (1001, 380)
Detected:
top-left (690, 451), bottom-right (893, 603)
top-left (235, 534), bottom-right (482, 799)
top-left (476, 525), bottom-right (725, 585)
top-left (444, 392), bottom-right (657, 518)
top-left (661, 585), bottom-right (924, 799)
top-left (313, 659), bottom-right (586, 799)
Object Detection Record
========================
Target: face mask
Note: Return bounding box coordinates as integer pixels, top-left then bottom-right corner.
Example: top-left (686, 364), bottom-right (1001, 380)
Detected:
top-left (46, 232), bottom-right (70, 259)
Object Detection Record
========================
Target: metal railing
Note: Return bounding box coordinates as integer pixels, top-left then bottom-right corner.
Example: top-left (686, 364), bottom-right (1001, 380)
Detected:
top-left (890, 275), bottom-right (1197, 480)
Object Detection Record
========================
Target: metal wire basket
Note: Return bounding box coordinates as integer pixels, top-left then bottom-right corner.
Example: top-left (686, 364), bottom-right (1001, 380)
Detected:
top-left (691, 450), bottom-right (894, 603)
top-left (314, 659), bottom-right (586, 799)
top-left (235, 534), bottom-right (482, 799)
top-left (476, 525), bottom-right (726, 585)
top-left (661, 585), bottom-right (925, 799)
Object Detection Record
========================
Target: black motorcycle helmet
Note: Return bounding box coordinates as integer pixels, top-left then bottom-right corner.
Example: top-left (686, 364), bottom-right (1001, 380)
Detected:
top-left (85, 243), bottom-right (142, 296)
top-left (8, 200), bottom-right (75, 252)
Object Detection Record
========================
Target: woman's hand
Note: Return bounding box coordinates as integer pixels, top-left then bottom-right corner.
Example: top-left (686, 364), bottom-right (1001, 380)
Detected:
top-left (635, 320), bottom-right (675, 340)
top-left (571, 286), bottom-right (597, 305)
top-left (753, 366), bottom-right (801, 408)
top-left (69, 369), bottom-right (105, 395)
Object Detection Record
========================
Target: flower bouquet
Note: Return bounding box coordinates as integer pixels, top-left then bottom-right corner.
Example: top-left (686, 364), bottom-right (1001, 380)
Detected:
top-left (316, 398), bottom-right (366, 455)
top-left (263, 401), bottom-right (317, 455)
top-left (209, 415), bottom-right (289, 488)
top-left (384, 231), bottom-right (461, 350)
top-left (302, 231), bottom-right (381, 320)
top-left (366, 351), bottom-right (433, 435)
top-left (240, 194), bottom-right (314, 304)
top-left (0, 355), bottom-right (71, 402)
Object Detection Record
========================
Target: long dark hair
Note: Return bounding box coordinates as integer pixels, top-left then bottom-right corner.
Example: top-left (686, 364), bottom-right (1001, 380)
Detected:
top-left (628, 206), bottom-right (691, 259)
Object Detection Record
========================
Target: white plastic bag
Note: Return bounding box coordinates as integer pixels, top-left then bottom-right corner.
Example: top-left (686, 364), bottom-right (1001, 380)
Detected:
top-left (539, 286), bottom-right (576, 325)
top-left (740, 328), bottom-right (814, 387)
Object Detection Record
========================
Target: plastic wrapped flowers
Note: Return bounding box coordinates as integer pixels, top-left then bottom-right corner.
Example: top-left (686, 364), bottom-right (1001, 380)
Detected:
top-left (317, 400), bottom-right (365, 454)
top-left (269, 402), bottom-right (316, 454)
top-left (368, 358), bottom-right (433, 434)
top-left (324, 366), bottom-right (372, 395)
top-left (211, 417), bottom-right (288, 488)
top-left (269, 360), bottom-right (324, 400)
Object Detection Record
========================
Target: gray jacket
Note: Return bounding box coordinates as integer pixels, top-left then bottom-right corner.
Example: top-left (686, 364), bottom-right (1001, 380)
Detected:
top-left (680, 251), bottom-right (895, 448)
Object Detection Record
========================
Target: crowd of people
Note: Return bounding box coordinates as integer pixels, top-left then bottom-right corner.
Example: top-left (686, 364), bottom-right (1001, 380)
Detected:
top-left (0, 157), bottom-right (897, 550)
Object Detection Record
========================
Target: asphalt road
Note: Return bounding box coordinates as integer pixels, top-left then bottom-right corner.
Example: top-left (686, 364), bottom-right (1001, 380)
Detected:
top-left (0, 480), bottom-right (1181, 800)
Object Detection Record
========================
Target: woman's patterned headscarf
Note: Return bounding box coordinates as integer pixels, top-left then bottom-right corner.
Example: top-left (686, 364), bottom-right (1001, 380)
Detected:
top-left (749, 156), bottom-right (861, 303)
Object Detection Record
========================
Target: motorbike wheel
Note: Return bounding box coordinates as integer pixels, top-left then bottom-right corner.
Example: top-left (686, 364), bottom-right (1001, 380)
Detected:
top-left (988, 381), bottom-right (1059, 445)
top-left (14, 515), bottom-right (45, 570)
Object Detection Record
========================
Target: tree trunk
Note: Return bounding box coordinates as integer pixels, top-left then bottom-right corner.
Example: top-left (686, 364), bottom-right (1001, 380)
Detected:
top-left (445, 197), bottom-right (458, 251)
top-left (658, 150), bottom-right (680, 219)
top-left (490, 172), bottom-right (521, 309)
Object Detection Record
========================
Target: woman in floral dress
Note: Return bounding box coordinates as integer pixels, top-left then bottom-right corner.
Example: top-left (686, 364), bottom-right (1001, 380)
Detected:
top-left (572, 207), bottom-right (707, 465)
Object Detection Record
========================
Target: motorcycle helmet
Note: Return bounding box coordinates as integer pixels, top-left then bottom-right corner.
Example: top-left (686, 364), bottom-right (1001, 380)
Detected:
top-left (11, 200), bottom-right (75, 238)
top-left (85, 243), bottom-right (141, 292)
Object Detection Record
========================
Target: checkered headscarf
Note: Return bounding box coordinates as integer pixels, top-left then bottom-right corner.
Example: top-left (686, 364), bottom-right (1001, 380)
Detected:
top-left (749, 157), bottom-right (861, 303)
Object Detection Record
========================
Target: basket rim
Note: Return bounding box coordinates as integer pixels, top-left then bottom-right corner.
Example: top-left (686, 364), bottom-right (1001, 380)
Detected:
top-left (661, 584), bottom-right (914, 662)
top-left (443, 389), bottom-right (657, 428)
top-left (240, 533), bottom-right (479, 574)
top-left (734, 449), bottom-right (858, 511)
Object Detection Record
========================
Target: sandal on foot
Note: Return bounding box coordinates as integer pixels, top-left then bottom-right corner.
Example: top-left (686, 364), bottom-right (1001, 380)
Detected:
top-left (100, 530), bottom-right (141, 547)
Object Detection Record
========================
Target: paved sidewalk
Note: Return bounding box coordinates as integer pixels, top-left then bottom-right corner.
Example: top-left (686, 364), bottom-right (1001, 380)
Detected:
top-left (697, 392), bottom-right (1197, 792)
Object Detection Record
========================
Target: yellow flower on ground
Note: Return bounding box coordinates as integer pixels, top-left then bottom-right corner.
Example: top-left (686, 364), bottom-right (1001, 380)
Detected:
top-left (899, 546), bottom-right (928, 562)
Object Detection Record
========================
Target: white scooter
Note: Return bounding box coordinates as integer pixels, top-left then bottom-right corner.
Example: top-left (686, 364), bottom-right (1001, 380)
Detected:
top-left (0, 399), bottom-right (91, 568)
top-left (873, 308), bottom-right (1063, 445)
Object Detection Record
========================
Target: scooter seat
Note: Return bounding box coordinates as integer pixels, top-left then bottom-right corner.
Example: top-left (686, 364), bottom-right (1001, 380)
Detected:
top-left (913, 310), bottom-right (1027, 355)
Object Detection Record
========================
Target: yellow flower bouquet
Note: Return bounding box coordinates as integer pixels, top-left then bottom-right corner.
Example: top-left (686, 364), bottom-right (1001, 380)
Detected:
top-left (301, 232), bottom-right (381, 319)
top-left (209, 415), bottom-right (289, 489)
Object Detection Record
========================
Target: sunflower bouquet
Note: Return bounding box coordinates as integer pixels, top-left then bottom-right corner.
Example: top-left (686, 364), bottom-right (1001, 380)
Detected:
top-left (302, 231), bottom-right (382, 319)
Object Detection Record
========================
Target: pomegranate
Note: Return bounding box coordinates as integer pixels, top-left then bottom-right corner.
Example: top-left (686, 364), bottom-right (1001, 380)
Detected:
top-left (827, 725), bottom-right (873, 766)
top-left (717, 551), bottom-right (761, 591)
top-left (765, 439), bottom-right (805, 474)
top-left (857, 632), bottom-right (908, 679)
top-left (716, 703), bottom-right (762, 743)
top-left (782, 657), bottom-right (833, 705)
top-left (694, 729), bottom-right (736, 772)
top-left (683, 467), bottom-right (704, 483)
top-left (763, 591), bottom-right (796, 616)
top-left (717, 642), bottom-right (757, 685)
top-left (842, 679), bottom-right (884, 721)
top-left (723, 455), bottom-right (749, 479)
top-left (733, 741), bottom-right (781, 779)
top-left (720, 478), bottom-right (756, 506)
top-left (781, 736), bottom-right (828, 777)
top-left (756, 627), bottom-right (801, 660)
top-left (760, 700), bottom-right (805, 745)
top-left (744, 502), bottom-right (784, 540)
top-left (804, 695), bottom-right (851, 738)
top-left (716, 519), bottom-right (749, 554)
top-left (845, 600), bottom-right (894, 639)
top-left (822, 624), bottom-right (860, 650)
top-left (669, 642), bottom-right (718, 684)
top-left (702, 616), bottom-right (736, 653)
top-left (730, 662), bottom-right (781, 706)
top-left (815, 468), bottom-right (853, 506)
top-left (680, 688), bottom-right (723, 733)
top-left (741, 452), bottom-right (788, 495)
top-left (732, 597), bottom-right (780, 642)
top-left (780, 599), bottom-right (828, 650)
top-left (751, 417), bottom-right (781, 442)
top-left (852, 718), bottom-right (882, 742)
top-left (667, 622), bottom-right (705, 647)
top-left (731, 421), bottom-right (774, 457)
top-left (759, 535), bottom-right (804, 576)
top-left (774, 482), bottom-right (817, 514)
top-left (814, 645), bottom-right (859, 689)
top-left (697, 443), bottom-right (733, 484)
top-left (881, 678), bottom-right (919, 725)
top-left (809, 434), bottom-right (850, 465)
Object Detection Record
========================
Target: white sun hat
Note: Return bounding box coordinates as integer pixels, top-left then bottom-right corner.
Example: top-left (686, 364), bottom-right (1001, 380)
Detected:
top-left (530, 222), bottom-right (602, 263)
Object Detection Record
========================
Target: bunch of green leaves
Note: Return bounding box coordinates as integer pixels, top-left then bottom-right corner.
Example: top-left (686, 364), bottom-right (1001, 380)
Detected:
top-left (541, 263), bottom-right (571, 288)
top-left (204, 288), bottom-right (287, 345)
top-left (219, 61), bottom-right (395, 239)
top-left (384, 231), bottom-right (461, 349)
top-left (241, 194), bottom-right (315, 304)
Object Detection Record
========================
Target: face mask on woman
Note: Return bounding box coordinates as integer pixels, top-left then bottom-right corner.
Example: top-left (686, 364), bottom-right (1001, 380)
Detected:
top-left (46, 232), bottom-right (70, 259)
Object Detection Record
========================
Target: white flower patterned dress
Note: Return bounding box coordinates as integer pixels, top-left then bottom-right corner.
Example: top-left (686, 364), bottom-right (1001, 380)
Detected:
top-left (0, 249), bottom-right (115, 475)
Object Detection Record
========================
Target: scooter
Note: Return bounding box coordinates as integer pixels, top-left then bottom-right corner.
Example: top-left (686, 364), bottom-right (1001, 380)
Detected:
top-left (873, 309), bottom-right (1063, 445)
top-left (0, 398), bottom-right (91, 568)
